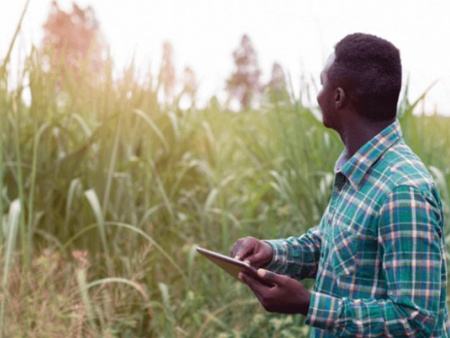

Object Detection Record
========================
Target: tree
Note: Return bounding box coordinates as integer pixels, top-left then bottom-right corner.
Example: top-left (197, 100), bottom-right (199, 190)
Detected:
top-left (157, 41), bottom-right (176, 106)
top-left (177, 66), bottom-right (197, 109)
top-left (264, 62), bottom-right (290, 104)
top-left (226, 34), bottom-right (262, 110)
top-left (40, 1), bottom-right (107, 83)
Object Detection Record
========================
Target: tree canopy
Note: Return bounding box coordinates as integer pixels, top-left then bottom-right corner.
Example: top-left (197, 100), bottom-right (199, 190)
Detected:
top-left (40, 1), bottom-right (108, 82)
top-left (226, 34), bottom-right (262, 110)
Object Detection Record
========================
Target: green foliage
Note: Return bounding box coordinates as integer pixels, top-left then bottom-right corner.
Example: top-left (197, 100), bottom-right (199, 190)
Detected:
top-left (2, 11), bottom-right (450, 337)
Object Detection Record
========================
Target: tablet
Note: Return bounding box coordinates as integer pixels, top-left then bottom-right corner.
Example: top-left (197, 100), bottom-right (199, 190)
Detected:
top-left (196, 246), bottom-right (273, 286)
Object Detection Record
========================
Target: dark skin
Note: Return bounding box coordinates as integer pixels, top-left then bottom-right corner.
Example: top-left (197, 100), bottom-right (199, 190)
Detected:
top-left (231, 236), bottom-right (310, 315)
top-left (230, 52), bottom-right (395, 316)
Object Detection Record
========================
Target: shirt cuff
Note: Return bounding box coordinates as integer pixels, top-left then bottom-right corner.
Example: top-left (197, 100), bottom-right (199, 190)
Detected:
top-left (262, 239), bottom-right (287, 272)
top-left (305, 291), bottom-right (341, 333)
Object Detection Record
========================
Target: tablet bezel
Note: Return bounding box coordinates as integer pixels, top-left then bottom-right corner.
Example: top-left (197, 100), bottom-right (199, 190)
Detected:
top-left (196, 246), bottom-right (272, 285)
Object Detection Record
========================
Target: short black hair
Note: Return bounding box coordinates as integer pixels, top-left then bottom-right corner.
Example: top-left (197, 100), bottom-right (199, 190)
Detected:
top-left (328, 33), bottom-right (402, 121)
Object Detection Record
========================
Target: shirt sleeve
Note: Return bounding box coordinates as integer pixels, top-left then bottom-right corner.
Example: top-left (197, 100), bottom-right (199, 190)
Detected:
top-left (264, 225), bottom-right (322, 280)
top-left (306, 185), bottom-right (445, 337)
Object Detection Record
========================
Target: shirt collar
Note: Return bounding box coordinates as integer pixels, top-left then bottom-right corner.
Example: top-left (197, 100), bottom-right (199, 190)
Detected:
top-left (335, 119), bottom-right (402, 188)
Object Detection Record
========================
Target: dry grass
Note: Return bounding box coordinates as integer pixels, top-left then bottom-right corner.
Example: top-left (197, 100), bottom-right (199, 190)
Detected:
top-left (1, 4), bottom-right (450, 336)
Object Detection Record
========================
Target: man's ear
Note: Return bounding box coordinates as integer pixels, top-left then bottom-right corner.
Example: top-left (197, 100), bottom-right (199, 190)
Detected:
top-left (334, 87), bottom-right (345, 109)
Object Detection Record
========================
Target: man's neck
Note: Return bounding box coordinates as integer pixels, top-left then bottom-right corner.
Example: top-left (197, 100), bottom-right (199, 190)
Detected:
top-left (339, 117), bottom-right (395, 158)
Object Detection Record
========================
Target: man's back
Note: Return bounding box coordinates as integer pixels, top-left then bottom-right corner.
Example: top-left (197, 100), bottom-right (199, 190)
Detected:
top-left (305, 121), bottom-right (450, 337)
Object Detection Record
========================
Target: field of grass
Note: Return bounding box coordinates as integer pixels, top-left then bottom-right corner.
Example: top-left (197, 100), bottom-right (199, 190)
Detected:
top-left (2, 23), bottom-right (450, 338)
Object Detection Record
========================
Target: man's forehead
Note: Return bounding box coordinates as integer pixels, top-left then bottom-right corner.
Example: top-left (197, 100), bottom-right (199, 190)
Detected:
top-left (324, 52), bottom-right (335, 72)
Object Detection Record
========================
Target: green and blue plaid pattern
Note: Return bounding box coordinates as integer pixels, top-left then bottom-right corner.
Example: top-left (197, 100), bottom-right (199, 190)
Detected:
top-left (266, 120), bottom-right (450, 337)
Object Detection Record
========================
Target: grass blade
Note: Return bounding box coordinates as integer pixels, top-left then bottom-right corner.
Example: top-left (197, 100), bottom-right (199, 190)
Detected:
top-left (61, 221), bottom-right (187, 280)
top-left (0, 0), bottom-right (31, 76)
top-left (84, 189), bottom-right (113, 274)
top-left (0, 199), bottom-right (21, 337)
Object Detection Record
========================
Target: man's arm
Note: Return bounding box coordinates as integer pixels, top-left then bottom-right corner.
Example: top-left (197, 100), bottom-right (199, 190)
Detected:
top-left (264, 225), bottom-right (322, 280)
top-left (306, 185), bottom-right (445, 337)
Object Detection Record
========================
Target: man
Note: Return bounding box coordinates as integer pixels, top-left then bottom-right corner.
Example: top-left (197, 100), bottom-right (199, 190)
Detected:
top-left (231, 33), bottom-right (450, 337)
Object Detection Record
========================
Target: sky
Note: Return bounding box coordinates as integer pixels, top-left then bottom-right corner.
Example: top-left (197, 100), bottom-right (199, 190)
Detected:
top-left (1, 0), bottom-right (450, 114)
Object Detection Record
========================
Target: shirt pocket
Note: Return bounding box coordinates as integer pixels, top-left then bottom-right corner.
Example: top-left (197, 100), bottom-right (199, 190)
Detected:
top-left (331, 225), bottom-right (359, 277)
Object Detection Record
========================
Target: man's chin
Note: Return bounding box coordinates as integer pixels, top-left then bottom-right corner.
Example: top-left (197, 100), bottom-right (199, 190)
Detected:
top-left (322, 119), bottom-right (337, 132)
top-left (322, 118), bottom-right (331, 129)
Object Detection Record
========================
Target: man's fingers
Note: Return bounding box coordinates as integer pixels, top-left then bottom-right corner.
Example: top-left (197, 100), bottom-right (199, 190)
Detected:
top-left (234, 247), bottom-right (248, 260)
top-left (239, 269), bottom-right (280, 296)
top-left (231, 239), bottom-right (245, 259)
top-left (231, 237), bottom-right (272, 269)
top-left (257, 269), bottom-right (280, 283)
top-left (248, 250), bottom-right (269, 267)
top-left (237, 247), bottom-right (262, 264)
top-left (230, 243), bottom-right (240, 258)
top-left (239, 272), bottom-right (267, 295)
top-left (233, 241), bottom-right (254, 261)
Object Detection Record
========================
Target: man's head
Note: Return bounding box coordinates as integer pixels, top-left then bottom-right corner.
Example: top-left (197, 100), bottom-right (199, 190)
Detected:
top-left (320, 33), bottom-right (402, 123)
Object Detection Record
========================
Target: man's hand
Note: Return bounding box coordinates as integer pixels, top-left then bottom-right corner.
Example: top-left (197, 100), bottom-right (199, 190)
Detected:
top-left (230, 236), bottom-right (273, 268)
top-left (239, 269), bottom-right (311, 316)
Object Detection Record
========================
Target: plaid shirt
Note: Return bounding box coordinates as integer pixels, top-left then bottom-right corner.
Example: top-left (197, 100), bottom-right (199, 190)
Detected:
top-left (266, 120), bottom-right (450, 337)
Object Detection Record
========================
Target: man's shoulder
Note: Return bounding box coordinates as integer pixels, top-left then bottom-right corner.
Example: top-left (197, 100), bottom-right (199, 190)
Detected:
top-left (372, 140), bottom-right (435, 192)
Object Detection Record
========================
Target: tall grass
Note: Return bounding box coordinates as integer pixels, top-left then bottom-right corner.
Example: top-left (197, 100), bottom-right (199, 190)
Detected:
top-left (1, 20), bottom-right (450, 338)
